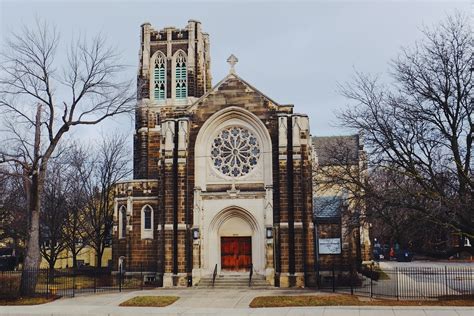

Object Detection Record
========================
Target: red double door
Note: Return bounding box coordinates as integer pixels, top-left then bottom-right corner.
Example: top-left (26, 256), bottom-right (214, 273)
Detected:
top-left (221, 237), bottom-right (252, 272)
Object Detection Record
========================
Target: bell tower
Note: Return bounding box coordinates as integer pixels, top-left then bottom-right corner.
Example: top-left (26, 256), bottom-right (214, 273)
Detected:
top-left (134, 20), bottom-right (211, 179)
top-left (137, 20), bottom-right (211, 104)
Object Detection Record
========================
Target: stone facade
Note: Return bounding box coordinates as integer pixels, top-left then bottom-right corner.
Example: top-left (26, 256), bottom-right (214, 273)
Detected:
top-left (113, 20), bottom-right (369, 288)
top-left (312, 135), bottom-right (371, 269)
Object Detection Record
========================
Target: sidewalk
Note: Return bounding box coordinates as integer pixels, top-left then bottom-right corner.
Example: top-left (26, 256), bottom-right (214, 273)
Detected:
top-left (1, 288), bottom-right (473, 316)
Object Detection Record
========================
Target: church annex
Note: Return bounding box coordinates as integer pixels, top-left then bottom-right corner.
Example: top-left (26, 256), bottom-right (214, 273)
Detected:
top-left (113, 20), bottom-right (369, 287)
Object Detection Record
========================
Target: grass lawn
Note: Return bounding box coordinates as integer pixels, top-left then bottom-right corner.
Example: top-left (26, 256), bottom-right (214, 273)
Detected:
top-left (119, 296), bottom-right (179, 307)
top-left (249, 294), bottom-right (474, 308)
top-left (0, 296), bottom-right (59, 306)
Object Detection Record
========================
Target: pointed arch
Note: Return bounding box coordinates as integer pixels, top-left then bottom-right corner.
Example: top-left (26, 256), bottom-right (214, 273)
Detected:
top-left (118, 205), bottom-right (127, 239)
top-left (206, 206), bottom-right (265, 274)
top-left (141, 204), bottom-right (154, 239)
top-left (151, 51), bottom-right (166, 102)
top-left (194, 106), bottom-right (273, 189)
top-left (174, 50), bottom-right (187, 99)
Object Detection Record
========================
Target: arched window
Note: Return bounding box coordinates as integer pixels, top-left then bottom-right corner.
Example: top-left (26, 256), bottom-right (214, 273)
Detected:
top-left (141, 205), bottom-right (153, 239)
top-left (119, 206), bottom-right (126, 239)
top-left (175, 52), bottom-right (187, 99)
top-left (153, 53), bottom-right (166, 101)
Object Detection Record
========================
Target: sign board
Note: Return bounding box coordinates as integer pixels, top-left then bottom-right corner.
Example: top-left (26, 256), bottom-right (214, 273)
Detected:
top-left (318, 238), bottom-right (341, 254)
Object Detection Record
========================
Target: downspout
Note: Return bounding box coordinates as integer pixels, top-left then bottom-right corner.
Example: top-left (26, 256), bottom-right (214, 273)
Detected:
top-left (173, 120), bottom-right (179, 277)
top-left (301, 141), bottom-right (308, 287)
top-left (159, 155), bottom-right (166, 286)
top-left (287, 116), bottom-right (296, 281)
top-left (184, 121), bottom-right (192, 286)
top-left (274, 118), bottom-right (281, 287)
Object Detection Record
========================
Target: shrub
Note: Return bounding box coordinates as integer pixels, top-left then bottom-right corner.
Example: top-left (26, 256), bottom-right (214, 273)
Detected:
top-left (0, 273), bottom-right (21, 298)
top-left (360, 265), bottom-right (380, 281)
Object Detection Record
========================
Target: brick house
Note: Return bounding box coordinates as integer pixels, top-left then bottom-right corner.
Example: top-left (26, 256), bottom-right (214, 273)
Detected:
top-left (112, 20), bottom-right (370, 287)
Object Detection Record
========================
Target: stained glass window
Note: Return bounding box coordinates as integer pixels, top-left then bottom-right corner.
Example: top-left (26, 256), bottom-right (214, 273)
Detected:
top-left (143, 206), bottom-right (152, 230)
top-left (210, 127), bottom-right (260, 177)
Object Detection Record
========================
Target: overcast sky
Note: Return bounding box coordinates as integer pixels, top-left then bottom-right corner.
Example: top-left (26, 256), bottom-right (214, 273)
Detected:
top-left (0, 0), bottom-right (469, 143)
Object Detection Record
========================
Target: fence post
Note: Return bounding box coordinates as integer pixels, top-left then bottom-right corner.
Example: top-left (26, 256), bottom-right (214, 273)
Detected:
top-left (370, 264), bottom-right (373, 298)
top-left (94, 268), bottom-right (97, 293)
top-left (396, 267), bottom-right (399, 300)
top-left (119, 264), bottom-right (122, 292)
top-left (140, 263), bottom-right (143, 290)
top-left (72, 269), bottom-right (75, 298)
top-left (444, 266), bottom-right (448, 296)
top-left (332, 265), bottom-right (335, 293)
top-left (46, 269), bottom-right (49, 298)
top-left (350, 266), bottom-right (354, 295)
top-left (471, 267), bottom-right (473, 296)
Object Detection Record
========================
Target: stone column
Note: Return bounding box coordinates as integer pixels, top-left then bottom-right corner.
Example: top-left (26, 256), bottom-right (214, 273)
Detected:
top-left (141, 22), bottom-right (151, 78)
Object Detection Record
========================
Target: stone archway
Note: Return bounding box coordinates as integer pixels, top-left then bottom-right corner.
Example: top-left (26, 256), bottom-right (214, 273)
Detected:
top-left (194, 106), bottom-right (273, 190)
top-left (207, 207), bottom-right (264, 274)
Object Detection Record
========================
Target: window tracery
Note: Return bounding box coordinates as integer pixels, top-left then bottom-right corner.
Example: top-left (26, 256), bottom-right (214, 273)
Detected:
top-left (210, 126), bottom-right (260, 177)
top-left (175, 52), bottom-right (187, 99)
top-left (153, 53), bottom-right (166, 100)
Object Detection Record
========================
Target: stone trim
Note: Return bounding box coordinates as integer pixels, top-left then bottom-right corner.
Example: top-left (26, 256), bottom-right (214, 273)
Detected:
top-left (279, 222), bottom-right (304, 228)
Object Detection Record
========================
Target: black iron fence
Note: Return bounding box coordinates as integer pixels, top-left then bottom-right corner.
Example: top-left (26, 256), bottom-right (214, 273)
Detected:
top-left (0, 265), bottom-right (160, 299)
top-left (318, 264), bottom-right (474, 300)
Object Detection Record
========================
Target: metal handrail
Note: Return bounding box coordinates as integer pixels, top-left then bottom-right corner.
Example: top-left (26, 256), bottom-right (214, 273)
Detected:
top-left (212, 264), bottom-right (217, 287)
top-left (248, 263), bottom-right (253, 287)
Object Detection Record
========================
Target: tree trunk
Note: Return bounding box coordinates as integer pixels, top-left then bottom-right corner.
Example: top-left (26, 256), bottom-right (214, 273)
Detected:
top-left (48, 261), bottom-right (55, 284)
top-left (72, 248), bottom-right (77, 269)
top-left (96, 247), bottom-right (103, 268)
top-left (20, 104), bottom-right (44, 296)
top-left (20, 182), bottom-right (42, 295)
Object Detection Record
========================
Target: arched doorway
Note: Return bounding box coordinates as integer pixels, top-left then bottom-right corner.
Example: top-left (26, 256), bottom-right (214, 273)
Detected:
top-left (219, 216), bottom-right (252, 272)
top-left (207, 207), bottom-right (264, 274)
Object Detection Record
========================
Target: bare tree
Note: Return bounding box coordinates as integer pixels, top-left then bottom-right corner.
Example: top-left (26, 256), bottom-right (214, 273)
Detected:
top-left (62, 145), bottom-right (90, 268)
top-left (314, 137), bottom-right (463, 255)
top-left (0, 20), bottom-right (134, 294)
top-left (0, 169), bottom-right (28, 255)
top-left (39, 160), bottom-right (69, 271)
top-left (78, 135), bottom-right (131, 268)
top-left (336, 13), bottom-right (473, 247)
top-left (312, 136), bottom-right (368, 266)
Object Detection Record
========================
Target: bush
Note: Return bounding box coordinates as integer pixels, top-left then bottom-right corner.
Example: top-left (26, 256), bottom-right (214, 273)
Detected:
top-left (0, 273), bottom-right (21, 298)
top-left (360, 265), bottom-right (380, 281)
top-left (335, 272), bottom-right (363, 287)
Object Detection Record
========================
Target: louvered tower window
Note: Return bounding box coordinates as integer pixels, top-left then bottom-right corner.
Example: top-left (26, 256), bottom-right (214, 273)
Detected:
top-left (154, 54), bottom-right (166, 100)
top-left (175, 52), bottom-right (187, 99)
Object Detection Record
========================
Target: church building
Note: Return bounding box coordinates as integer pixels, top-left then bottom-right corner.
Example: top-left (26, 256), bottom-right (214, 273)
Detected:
top-left (112, 20), bottom-right (369, 288)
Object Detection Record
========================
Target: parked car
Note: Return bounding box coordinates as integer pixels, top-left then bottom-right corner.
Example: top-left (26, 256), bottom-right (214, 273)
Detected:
top-left (381, 244), bottom-right (391, 259)
top-left (372, 246), bottom-right (384, 261)
top-left (0, 248), bottom-right (18, 271)
top-left (396, 249), bottom-right (413, 262)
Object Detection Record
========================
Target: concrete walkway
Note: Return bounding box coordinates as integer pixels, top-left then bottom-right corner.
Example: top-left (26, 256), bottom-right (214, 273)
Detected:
top-left (1, 288), bottom-right (473, 316)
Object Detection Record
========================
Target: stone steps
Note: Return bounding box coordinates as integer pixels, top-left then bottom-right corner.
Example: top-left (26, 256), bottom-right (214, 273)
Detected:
top-left (197, 274), bottom-right (271, 289)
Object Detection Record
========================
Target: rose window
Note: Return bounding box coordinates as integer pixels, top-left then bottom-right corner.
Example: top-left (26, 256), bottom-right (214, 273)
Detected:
top-left (210, 126), bottom-right (260, 177)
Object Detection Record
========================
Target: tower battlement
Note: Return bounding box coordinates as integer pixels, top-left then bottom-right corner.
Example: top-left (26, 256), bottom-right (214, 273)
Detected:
top-left (137, 20), bottom-right (211, 104)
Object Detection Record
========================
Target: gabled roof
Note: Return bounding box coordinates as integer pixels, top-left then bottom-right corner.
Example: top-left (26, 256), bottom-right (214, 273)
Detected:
top-left (187, 72), bottom-right (291, 112)
top-left (313, 196), bottom-right (343, 218)
top-left (312, 135), bottom-right (360, 166)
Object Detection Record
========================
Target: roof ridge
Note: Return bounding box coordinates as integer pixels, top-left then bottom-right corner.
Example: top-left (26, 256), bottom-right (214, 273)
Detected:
top-left (186, 72), bottom-right (281, 111)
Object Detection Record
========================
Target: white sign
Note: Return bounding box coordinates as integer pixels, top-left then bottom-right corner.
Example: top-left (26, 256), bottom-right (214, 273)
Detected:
top-left (318, 238), bottom-right (341, 254)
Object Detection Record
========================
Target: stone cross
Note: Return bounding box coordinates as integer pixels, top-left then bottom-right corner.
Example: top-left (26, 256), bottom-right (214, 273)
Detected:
top-left (227, 54), bottom-right (238, 74)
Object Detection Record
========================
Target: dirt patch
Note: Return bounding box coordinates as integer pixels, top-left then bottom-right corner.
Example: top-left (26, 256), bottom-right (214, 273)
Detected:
top-left (249, 294), bottom-right (474, 308)
top-left (119, 295), bottom-right (179, 307)
top-left (0, 295), bottom-right (59, 305)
